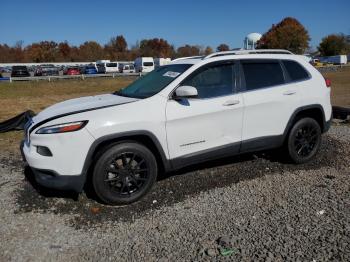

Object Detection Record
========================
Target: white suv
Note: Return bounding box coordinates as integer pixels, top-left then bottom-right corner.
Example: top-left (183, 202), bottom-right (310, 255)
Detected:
top-left (21, 50), bottom-right (332, 205)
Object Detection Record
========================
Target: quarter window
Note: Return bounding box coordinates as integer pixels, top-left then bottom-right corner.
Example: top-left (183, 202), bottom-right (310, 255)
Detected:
top-left (182, 63), bottom-right (235, 99)
top-left (241, 60), bottom-right (285, 91)
top-left (282, 60), bottom-right (309, 81)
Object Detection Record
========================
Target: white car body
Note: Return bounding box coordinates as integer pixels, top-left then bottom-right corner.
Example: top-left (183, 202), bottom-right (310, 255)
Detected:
top-left (22, 50), bottom-right (332, 193)
top-left (134, 57), bottom-right (155, 73)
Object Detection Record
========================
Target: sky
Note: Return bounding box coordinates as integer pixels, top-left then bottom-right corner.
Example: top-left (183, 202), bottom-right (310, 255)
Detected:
top-left (1, 0), bottom-right (349, 50)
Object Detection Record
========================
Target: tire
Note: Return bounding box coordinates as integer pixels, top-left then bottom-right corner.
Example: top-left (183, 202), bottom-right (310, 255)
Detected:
top-left (92, 142), bottom-right (158, 205)
top-left (286, 117), bottom-right (322, 164)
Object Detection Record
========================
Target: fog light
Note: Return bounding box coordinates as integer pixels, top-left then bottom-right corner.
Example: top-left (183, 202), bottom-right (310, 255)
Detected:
top-left (36, 146), bottom-right (52, 157)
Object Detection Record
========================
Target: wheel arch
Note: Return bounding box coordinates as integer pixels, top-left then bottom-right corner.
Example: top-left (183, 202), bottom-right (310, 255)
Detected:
top-left (81, 131), bottom-right (171, 188)
top-left (283, 104), bottom-right (327, 141)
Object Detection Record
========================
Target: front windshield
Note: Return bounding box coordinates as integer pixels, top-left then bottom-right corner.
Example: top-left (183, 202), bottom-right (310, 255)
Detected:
top-left (115, 64), bottom-right (192, 99)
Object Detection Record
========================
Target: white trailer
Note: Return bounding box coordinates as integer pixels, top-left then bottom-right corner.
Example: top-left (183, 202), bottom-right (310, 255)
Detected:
top-left (320, 55), bottom-right (347, 65)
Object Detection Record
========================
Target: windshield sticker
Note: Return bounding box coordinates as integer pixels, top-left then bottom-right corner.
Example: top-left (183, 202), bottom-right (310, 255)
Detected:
top-left (163, 71), bottom-right (180, 78)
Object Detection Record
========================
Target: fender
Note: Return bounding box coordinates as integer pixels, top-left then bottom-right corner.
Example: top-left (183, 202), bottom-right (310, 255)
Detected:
top-left (80, 130), bottom-right (171, 181)
top-left (282, 104), bottom-right (328, 140)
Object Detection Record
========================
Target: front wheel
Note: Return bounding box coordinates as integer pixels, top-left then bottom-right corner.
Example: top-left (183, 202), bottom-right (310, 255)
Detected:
top-left (286, 117), bottom-right (322, 164)
top-left (92, 142), bottom-right (158, 205)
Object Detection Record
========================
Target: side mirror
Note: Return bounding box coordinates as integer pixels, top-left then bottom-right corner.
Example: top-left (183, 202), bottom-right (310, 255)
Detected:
top-left (174, 85), bottom-right (198, 99)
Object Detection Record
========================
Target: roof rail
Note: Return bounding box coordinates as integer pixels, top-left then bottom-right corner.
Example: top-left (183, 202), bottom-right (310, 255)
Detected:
top-left (171, 56), bottom-right (203, 62)
top-left (204, 49), bottom-right (293, 59)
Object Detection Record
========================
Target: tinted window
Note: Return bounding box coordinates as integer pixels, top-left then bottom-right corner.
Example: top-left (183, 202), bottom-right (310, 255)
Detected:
top-left (283, 60), bottom-right (309, 81)
top-left (241, 60), bottom-right (284, 90)
top-left (107, 63), bottom-right (118, 67)
top-left (143, 62), bottom-right (154, 66)
top-left (182, 63), bottom-right (234, 99)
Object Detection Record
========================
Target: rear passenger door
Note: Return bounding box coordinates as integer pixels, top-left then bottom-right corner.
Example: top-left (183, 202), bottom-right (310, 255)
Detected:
top-left (239, 59), bottom-right (302, 150)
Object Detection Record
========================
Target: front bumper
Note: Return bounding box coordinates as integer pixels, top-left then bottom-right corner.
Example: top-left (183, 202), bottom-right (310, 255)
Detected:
top-left (32, 168), bottom-right (85, 192)
top-left (20, 125), bottom-right (95, 192)
top-left (21, 140), bottom-right (85, 192)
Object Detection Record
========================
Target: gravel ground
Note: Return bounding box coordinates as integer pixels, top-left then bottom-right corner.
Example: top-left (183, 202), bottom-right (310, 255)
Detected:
top-left (0, 123), bottom-right (349, 261)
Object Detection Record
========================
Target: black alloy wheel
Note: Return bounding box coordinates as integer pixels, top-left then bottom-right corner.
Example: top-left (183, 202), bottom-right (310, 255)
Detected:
top-left (104, 152), bottom-right (149, 195)
top-left (287, 117), bottom-right (321, 164)
top-left (92, 142), bottom-right (157, 205)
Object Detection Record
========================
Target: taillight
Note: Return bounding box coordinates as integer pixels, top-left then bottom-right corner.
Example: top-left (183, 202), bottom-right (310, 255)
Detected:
top-left (325, 78), bottom-right (331, 88)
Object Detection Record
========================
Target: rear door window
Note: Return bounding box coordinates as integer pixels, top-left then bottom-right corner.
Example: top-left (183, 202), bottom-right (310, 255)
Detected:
top-left (282, 60), bottom-right (309, 82)
top-left (241, 60), bottom-right (285, 91)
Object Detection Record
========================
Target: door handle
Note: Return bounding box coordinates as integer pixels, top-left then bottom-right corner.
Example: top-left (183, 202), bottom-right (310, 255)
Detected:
top-left (283, 90), bottom-right (296, 96)
top-left (223, 100), bottom-right (240, 106)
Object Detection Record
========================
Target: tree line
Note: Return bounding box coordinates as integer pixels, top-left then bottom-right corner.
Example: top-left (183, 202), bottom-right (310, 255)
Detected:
top-left (0, 36), bottom-right (228, 63)
top-left (0, 17), bottom-right (349, 63)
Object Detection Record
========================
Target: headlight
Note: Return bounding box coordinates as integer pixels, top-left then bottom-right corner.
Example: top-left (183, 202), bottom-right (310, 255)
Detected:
top-left (36, 121), bottom-right (88, 134)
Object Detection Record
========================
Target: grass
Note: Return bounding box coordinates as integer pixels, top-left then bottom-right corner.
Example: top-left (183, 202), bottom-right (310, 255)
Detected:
top-left (0, 77), bottom-right (135, 155)
top-left (0, 77), bottom-right (136, 121)
top-left (0, 67), bottom-right (349, 155)
top-left (322, 66), bottom-right (350, 107)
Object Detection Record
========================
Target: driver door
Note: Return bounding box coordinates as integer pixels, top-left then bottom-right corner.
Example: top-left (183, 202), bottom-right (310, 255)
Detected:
top-left (165, 61), bottom-right (244, 165)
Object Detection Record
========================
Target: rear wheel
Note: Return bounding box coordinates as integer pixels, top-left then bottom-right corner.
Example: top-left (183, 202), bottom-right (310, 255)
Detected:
top-left (287, 117), bottom-right (322, 164)
top-left (92, 142), bottom-right (157, 205)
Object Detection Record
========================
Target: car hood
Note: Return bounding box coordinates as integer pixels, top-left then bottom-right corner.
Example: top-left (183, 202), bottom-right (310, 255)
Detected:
top-left (33, 94), bottom-right (139, 124)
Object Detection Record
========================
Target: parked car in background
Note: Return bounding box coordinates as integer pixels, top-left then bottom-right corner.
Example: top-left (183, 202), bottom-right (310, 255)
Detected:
top-left (154, 58), bottom-right (171, 68)
top-left (82, 64), bottom-right (98, 74)
top-left (96, 60), bottom-right (109, 73)
top-left (1, 66), bottom-right (11, 73)
top-left (96, 60), bottom-right (119, 74)
top-left (34, 64), bottom-right (59, 76)
top-left (119, 63), bottom-right (135, 73)
top-left (11, 66), bottom-right (30, 77)
top-left (63, 67), bottom-right (80, 75)
top-left (134, 57), bottom-right (154, 73)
